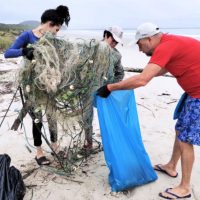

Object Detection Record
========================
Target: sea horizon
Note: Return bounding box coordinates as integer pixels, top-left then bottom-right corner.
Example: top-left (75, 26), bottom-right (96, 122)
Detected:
top-left (61, 27), bottom-right (200, 40)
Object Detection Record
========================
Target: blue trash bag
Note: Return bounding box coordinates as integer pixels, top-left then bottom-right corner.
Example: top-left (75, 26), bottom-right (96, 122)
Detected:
top-left (95, 90), bottom-right (157, 192)
top-left (173, 92), bottom-right (188, 120)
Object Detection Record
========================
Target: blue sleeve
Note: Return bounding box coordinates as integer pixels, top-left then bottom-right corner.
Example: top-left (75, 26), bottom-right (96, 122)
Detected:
top-left (4, 31), bottom-right (31, 58)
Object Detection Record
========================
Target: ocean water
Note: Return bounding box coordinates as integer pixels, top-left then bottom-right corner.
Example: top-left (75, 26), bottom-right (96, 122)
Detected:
top-left (61, 28), bottom-right (200, 40)
top-left (58, 28), bottom-right (200, 67)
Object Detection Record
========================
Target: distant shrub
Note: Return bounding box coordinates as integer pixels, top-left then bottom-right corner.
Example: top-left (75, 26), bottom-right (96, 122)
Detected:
top-left (0, 36), bottom-right (13, 51)
top-left (0, 31), bottom-right (6, 36)
top-left (0, 23), bottom-right (30, 52)
top-left (0, 29), bottom-right (20, 52)
top-left (9, 29), bottom-right (21, 36)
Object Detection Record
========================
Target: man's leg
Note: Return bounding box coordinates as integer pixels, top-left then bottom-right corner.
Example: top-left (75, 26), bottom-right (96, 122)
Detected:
top-left (159, 140), bottom-right (193, 198)
top-left (179, 141), bottom-right (194, 191)
top-left (154, 130), bottom-right (180, 177)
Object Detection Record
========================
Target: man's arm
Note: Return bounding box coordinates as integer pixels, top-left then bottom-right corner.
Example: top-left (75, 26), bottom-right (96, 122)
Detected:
top-left (108, 63), bottom-right (165, 91)
top-left (155, 67), bottom-right (167, 76)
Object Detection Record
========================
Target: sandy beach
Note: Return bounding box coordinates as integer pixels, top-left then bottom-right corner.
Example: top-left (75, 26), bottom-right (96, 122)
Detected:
top-left (0, 33), bottom-right (200, 200)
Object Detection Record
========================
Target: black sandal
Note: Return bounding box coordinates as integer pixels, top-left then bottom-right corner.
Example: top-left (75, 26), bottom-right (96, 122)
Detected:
top-left (35, 156), bottom-right (50, 165)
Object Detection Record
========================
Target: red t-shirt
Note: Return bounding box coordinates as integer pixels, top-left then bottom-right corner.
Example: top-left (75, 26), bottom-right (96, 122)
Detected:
top-left (149, 34), bottom-right (200, 98)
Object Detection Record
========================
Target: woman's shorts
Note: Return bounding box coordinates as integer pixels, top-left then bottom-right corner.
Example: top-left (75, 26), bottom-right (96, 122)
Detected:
top-left (175, 95), bottom-right (200, 146)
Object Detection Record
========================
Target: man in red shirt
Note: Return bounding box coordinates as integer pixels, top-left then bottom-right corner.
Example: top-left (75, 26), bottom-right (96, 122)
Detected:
top-left (96, 22), bottom-right (200, 199)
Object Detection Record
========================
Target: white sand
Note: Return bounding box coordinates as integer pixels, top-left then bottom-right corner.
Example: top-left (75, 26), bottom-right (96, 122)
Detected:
top-left (0, 34), bottom-right (200, 200)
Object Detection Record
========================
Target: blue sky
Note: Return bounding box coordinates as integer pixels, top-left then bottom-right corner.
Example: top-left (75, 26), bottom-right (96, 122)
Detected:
top-left (1, 0), bottom-right (200, 29)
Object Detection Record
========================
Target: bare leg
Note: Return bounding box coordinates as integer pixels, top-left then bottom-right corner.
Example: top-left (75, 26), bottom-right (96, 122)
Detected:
top-left (159, 140), bottom-right (194, 198)
top-left (154, 130), bottom-right (180, 177)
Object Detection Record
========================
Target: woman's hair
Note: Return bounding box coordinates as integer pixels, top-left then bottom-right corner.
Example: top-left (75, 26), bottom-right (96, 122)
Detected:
top-left (41, 5), bottom-right (70, 26)
top-left (103, 30), bottom-right (113, 39)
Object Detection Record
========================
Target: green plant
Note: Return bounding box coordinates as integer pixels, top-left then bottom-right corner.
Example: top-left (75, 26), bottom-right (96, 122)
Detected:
top-left (0, 36), bottom-right (13, 50)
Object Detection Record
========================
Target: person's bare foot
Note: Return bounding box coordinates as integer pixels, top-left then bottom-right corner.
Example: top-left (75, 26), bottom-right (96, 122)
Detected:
top-left (35, 147), bottom-right (50, 165)
top-left (159, 186), bottom-right (191, 199)
top-left (154, 164), bottom-right (178, 178)
top-left (36, 147), bottom-right (45, 158)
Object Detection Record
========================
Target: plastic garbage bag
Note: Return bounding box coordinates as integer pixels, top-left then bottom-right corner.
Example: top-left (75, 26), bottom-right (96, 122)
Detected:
top-left (0, 154), bottom-right (26, 200)
top-left (95, 90), bottom-right (157, 192)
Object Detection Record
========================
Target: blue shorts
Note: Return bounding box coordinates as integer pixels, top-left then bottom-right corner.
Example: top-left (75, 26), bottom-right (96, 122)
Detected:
top-left (175, 95), bottom-right (200, 146)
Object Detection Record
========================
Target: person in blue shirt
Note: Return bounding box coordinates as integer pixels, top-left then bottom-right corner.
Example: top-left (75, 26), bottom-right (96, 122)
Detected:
top-left (4, 5), bottom-right (70, 165)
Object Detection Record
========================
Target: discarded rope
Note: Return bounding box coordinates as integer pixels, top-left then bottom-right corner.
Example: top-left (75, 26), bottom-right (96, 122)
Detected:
top-left (0, 86), bottom-right (20, 128)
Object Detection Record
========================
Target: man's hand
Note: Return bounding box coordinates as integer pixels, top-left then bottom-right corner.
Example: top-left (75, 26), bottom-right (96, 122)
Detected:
top-left (96, 85), bottom-right (111, 98)
top-left (22, 47), bottom-right (34, 60)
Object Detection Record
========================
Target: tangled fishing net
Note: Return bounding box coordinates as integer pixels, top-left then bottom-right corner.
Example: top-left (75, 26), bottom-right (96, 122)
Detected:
top-left (18, 33), bottom-right (118, 174)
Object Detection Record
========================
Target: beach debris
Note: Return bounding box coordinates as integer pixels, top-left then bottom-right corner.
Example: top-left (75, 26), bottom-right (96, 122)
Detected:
top-left (22, 167), bottom-right (40, 180)
top-left (166, 100), bottom-right (177, 104)
top-left (0, 82), bottom-right (13, 94)
top-left (124, 67), bottom-right (174, 78)
top-left (158, 92), bottom-right (171, 96)
top-left (25, 144), bottom-right (32, 153)
top-left (0, 86), bottom-right (20, 128)
top-left (15, 33), bottom-right (118, 174)
top-left (136, 102), bottom-right (155, 118)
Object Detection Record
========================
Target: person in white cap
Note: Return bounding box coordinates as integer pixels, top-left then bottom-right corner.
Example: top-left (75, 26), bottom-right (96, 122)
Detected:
top-left (103, 25), bottom-right (124, 82)
top-left (135, 22), bottom-right (160, 46)
top-left (96, 22), bottom-right (200, 199)
top-left (83, 25), bottom-right (125, 151)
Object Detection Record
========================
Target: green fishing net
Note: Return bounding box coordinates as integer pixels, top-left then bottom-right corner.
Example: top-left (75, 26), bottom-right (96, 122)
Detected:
top-left (18, 33), bottom-right (118, 173)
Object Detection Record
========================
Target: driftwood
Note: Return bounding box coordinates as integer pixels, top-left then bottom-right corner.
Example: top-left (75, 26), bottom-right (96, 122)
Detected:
top-left (11, 101), bottom-right (29, 131)
top-left (22, 167), bottom-right (40, 180)
top-left (124, 67), bottom-right (174, 78)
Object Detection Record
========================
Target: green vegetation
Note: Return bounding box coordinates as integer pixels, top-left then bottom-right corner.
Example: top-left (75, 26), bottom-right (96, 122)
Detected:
top-left (0, 30), bottom-right (20, 51)
top-left (0, 29), bottom-right (22, 51)
top-left (0, 21), bottom-right (38, 32)
top-left (0, 21), bottom-right (39, 52)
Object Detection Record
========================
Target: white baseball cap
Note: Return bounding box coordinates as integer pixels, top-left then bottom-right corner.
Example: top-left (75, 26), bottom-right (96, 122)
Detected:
top-left (105, 25), bottom-right (123, 44)
top-left (135, 23), bottom-right (160, 43)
